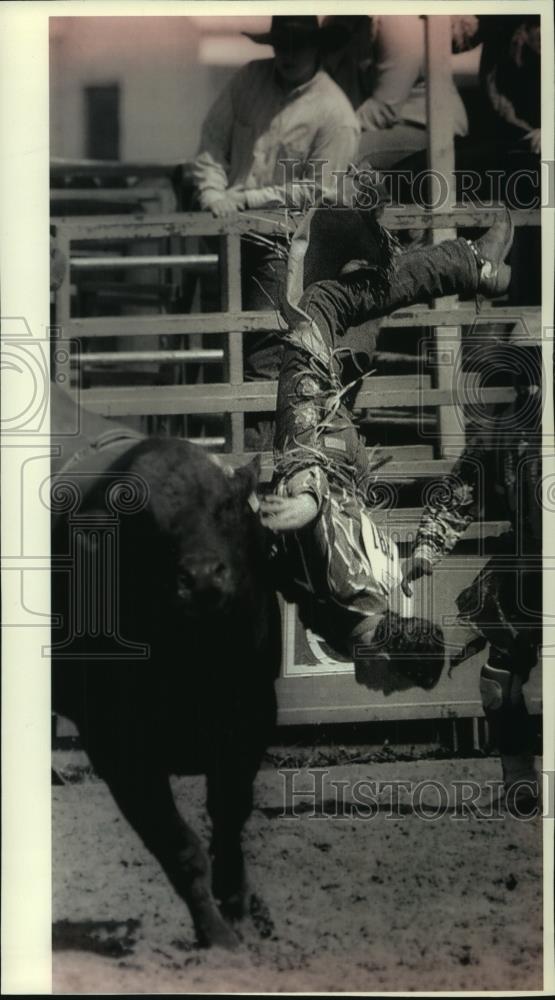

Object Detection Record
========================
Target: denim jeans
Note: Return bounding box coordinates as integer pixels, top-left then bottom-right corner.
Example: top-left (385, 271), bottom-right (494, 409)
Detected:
top-left (297, 236), bottom-right (478, 352)
top-left (242, 238), bottom-right (287, 382)
top-left (357, 122), bottom-right (428, 171)
top-left (242, 239), bottom-right (288, 451)
top-left (275, 236), bottom-right (479, 453)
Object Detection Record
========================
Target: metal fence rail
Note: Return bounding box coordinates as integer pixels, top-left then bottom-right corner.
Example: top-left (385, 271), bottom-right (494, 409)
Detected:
top-left (52, 205), bottom-right (540, 460)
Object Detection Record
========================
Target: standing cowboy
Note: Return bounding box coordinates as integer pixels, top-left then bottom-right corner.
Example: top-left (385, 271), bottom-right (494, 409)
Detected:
top-left (193, 15), bottom-right (360, 218)
top-left (193, 15), bottom-right (360, 399)
top-left (402, 344), bottom-right (542, 813)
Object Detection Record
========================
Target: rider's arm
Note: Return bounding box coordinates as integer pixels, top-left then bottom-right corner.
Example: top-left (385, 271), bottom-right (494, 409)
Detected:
top-left (259, 467), bottom-right (329, 533)
top-left (413, 445), bottom-right (484, 566)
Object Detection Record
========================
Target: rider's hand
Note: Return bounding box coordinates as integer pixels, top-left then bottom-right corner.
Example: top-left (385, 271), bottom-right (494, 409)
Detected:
top-left (401, 554), bottom-right (433, 597)
top-left (209, 189), bottom-right (247, 218)
top-left (259, 493), bottom-right (319, 533)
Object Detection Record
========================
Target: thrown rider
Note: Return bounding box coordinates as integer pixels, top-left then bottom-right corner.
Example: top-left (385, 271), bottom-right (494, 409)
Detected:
top-left (260, 191), bottom-right (515, 697)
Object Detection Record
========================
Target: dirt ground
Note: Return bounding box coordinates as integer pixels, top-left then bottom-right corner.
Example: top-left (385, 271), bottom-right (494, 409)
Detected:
top-left (53, 754), bottom-right (543, 994)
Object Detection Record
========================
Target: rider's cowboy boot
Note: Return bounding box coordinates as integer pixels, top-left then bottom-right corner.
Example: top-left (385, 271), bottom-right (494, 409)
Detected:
top-left (466, 208), bottom-right (515, 297)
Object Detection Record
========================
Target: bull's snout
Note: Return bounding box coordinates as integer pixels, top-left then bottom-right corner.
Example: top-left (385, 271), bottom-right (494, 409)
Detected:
top-left (177, 558), bottom-right (231, 609)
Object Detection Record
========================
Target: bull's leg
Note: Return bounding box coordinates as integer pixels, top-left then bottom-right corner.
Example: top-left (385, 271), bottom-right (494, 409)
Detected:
top-left (206, 756), bottom-right (259, 920)
top-left (102, 765), bottom-right (240, 949)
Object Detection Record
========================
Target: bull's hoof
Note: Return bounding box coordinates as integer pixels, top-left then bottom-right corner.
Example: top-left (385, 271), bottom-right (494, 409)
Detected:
top-left (212, 856), bottom-right (247, 921)
top-left (197, 916), bottom-right (241, 951)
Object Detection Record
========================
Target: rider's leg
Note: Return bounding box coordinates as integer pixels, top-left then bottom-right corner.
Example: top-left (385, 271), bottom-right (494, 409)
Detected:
top-left (283, 212), bottom-right (514, 360)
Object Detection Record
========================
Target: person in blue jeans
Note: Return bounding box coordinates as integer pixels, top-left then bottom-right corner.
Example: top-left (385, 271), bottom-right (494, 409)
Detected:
top-left (260, 205), bottom-right (515, 695)
top-left (402, 346), bottom-right (541, 812)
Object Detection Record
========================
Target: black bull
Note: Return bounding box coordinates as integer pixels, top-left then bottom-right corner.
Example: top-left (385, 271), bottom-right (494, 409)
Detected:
top-left (51, 388), bottom-right (281, 949)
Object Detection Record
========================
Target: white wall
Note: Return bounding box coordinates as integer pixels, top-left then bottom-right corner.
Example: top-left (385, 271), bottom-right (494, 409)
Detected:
top-left (49, 15), bottom-right (270, 163)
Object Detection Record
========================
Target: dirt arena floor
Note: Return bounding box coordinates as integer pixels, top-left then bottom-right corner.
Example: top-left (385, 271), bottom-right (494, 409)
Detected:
top-left (53, 754), bottom-right (543, 993)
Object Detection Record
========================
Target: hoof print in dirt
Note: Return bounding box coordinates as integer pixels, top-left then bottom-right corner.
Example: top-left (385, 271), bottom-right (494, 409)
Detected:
top-left (52, 918), bottom-right (140, 958)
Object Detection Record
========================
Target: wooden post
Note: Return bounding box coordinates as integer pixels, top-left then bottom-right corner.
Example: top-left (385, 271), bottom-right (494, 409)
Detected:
top-left (451, 718), bottom-right (459, 754)
top-left (221, 233), bottom-right (244, 453)
top-left (425, 16), bottom-right (456, 242)
top-left (425, 16), bottom-right (464, 461)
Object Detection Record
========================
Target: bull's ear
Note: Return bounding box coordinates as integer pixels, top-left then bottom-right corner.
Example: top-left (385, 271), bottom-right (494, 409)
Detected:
top-left (233, 455), bottom-right (261, 504)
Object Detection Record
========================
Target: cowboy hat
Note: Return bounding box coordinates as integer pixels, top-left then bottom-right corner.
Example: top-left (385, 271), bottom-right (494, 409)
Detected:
top-left (243, 15), bottom-right (331, 49)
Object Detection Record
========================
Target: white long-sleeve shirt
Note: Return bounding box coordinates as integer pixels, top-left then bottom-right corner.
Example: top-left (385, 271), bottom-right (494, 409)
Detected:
top-left (358, 15), bottom-right (468, 136)
top-left (193, 59), bottom-right (360, 211)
